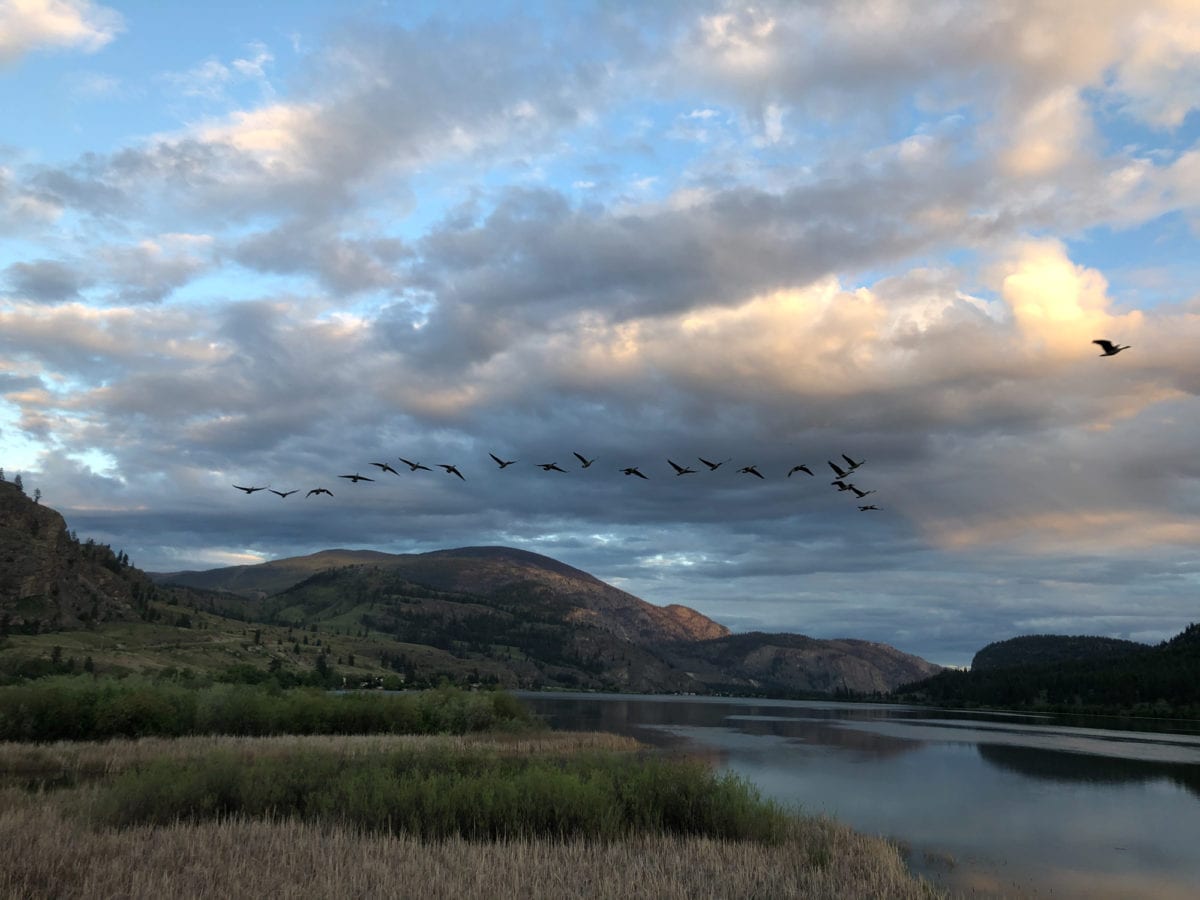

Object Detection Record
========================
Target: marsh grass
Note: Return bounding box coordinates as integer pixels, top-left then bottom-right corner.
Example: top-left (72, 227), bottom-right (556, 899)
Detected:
top-left (0, 730), bottom-right (639, 786)
top-left (0, 789), bottom-right (940, 899)
top-left (89, 745), bottom-right (791, 842)
top-left (0, 678), bottom-right (533, 741)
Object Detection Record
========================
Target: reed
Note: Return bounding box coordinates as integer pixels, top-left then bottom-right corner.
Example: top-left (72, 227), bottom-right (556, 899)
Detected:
top-left (0, 789), bottom-right (940, 899)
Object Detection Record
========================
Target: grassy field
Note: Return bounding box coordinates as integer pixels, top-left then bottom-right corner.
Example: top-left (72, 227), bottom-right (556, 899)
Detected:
top-left (0, 732), bottom-right (940, 899)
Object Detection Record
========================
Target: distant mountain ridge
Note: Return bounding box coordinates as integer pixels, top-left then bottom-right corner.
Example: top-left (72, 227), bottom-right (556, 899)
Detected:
top-left (2, 481), bottom-right (941, 694)
top-left (154, 545), bottom-right (940, 693)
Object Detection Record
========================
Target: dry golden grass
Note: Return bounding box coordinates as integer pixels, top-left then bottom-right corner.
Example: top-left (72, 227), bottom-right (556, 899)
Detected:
top-left (0, 789), bottom-right (940, 899)
top-left (0, 730), bottom-right (640, 783)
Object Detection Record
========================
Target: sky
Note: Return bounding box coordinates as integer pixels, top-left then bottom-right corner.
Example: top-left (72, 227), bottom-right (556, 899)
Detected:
top-left (2, 0), bottom-right (1200, 666)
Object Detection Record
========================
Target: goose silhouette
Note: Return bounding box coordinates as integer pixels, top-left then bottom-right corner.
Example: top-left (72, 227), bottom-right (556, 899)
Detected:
top-left (439, 464), bottom-right (465, 480)
top-left (738, 465), bottom-right (764, 479)
top-left (668, 459), bottom-right (696, 476)
top-left (573, 452), bottom-right (596, 468)
top-left (490, 453), bottom-right (517, 469)
top-left (787, 465), bottom-right (813, 477)
top-left (1093, 339), bottom-right (1130, 357)
top-left (698, 457), bottom-right (730, 471)
top-left (339, 473), bottom-right (374, 483)
top-left (398, 458), bottom-right (432, 472)
top-left (306, 487), bottom-right (334, 497)
top-left (621, 466), bottom-right (648, 479)
top-left (269, 489), bottom-right (298, 498)
top-left (538, 462), bottom-right (567, 473)
top-left (232, 484), bottom-right (266, 494)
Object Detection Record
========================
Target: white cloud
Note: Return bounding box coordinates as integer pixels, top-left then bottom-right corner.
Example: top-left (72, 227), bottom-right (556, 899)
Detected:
top-left (0, 0), bottom-right (122, 66)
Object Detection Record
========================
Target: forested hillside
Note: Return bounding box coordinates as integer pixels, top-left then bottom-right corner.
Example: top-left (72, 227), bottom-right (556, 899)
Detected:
top-left (895, 624), bottom-right (1200, 716)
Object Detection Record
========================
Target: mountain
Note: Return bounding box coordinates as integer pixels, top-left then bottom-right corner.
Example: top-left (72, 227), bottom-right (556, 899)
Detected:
top-left (154, 545), bottom-right (939, 694)
top-left (895, 625), bottom-right (1200, 715)
top-left (971, 634), bottom-right (1148, 671)
top-left (669, 632), bottom-right (943, 694)
top-left (0, 479), bottom-right (156, 632)
top-left (157, 546), bottom-right (730, 647)
top-left (3, 482), bottom-right (940, 693)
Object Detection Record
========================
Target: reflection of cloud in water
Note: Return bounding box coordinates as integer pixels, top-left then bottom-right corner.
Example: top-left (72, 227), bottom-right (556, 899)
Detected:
top-left (978, 743), bottom-right (1200, 800)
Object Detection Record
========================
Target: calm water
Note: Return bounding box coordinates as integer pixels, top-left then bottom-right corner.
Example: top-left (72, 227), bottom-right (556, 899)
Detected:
top-left (519, 692), bottom-right (1200, 899)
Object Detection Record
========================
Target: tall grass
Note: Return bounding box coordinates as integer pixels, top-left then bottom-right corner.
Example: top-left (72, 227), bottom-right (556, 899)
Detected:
top-left (0, 678), bottom-right (533, 741)
top-left (94, 748), bottom-right (792, 842)
top-left (0, 792), bottom-right (942, 900)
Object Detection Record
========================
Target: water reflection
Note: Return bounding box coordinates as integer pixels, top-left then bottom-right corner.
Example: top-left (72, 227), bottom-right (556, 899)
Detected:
top-left (520, 692), bottom-right (1200, 899)
top-left (979, 742), bottom-right (1200, 800)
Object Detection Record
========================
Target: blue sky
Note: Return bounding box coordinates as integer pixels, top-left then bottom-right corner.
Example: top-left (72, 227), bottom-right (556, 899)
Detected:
top-left (3, 0), bottom-right (1200, 666)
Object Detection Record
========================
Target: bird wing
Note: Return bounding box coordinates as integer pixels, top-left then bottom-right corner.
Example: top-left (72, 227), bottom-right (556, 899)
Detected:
top-left (1093, 339), bottom-right (1115, 352)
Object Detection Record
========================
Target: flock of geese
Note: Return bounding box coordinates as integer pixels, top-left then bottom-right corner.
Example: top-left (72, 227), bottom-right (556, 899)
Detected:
top-left (232, 340), bottom-right (1130, 516)
top-left (234, 452), bottom-right (882, 511)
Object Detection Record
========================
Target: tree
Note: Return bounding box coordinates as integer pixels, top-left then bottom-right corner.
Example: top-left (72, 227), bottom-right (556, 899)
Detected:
top-left (33, 488), bottom-right (41, 504)
top-left (13, 474), bottom-right (23, 493)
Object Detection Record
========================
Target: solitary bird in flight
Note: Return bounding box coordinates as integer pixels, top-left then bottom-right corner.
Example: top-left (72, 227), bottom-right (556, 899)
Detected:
top-left (828, 460), bottom-right (850, 479)
top-left (858, 505), bottom-right (880, 511)
top-left (573, 452), bottom-right (596, 468)
top-left (306, 488), bottom-right (334, 497)
top-left (698, 457), bottom-right (731, 471)
top-left (787, 464), bottom-right (814, 477)
top-left (370, 462), bottom-right (400, 476)
top-left (398, 458), bottom-right (432, 472)
top-left (1093, 339), bottom-right (1130, 357)
top-left (490, 453), bottom-right (517, 469)
top-left (339, 473), bottom-right (374, 483)
top-left (738, 465), bottom-right (765, 479)
top-left (439, 464), bottom-right (465, 480)
top-left (842, 453), bottom-right (864, 471)
top-left (233, 484), bottom-right (267, 494)
top-left (621, 466), bottom-right (648, 479)
top-left (538, 462), bottom-right (567, 473)
top-left (668, 459), bottom-right (696, 476)
top-left (269, 489), bottom-right (297, 498)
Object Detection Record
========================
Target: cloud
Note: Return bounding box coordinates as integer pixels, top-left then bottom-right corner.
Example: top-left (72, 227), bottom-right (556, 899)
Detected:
top-left (0, 0), bottom-right (123, 67)
top-left (2, 258), bottom-right (89, 302)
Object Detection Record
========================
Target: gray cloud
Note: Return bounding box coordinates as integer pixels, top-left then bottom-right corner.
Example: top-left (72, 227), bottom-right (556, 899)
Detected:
top-left (3, 259), bottom-right (90, 302)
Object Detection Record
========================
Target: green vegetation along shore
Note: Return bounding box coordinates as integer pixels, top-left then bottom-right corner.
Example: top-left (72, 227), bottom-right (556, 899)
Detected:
top-left (0, 683), bottom-right (939, 899)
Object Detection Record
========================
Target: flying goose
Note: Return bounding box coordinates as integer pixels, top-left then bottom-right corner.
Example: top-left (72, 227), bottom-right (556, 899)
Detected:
top-left (698, 457), bottom-right (731, 471)
top-left (858, 505), bottom-right (880, 511)
top-left (398, 457), bottom-right (432, 472)
top-left (738, 465), bottom-right (765, 479)
top-left (573, 452), bottom-right (596, 468)
top-left (439, 464), bottom-right (465, 480)
top-left (829, 460), bottom-right (850, 479)
top-left (787, 464), bottom-right (814, 477)
top-left (668, 459), bottom-right (696, 476)
top-left (232, 484), bottom-right (266, 494)
top-left (306, 487), bottom-right (334, 497)
top-left (370, 462), bottom-right (400, 476)
top-left (621, 466), bottom-right (648, 479)
top-left (269, 489), bottom-right (298, 498)
top-left (832, 480), bottom-right (852, 492)
top-left (842, 453), bottom-right (864, 471)
top-left (339, 473), bottom-right (374, 483)
top-left (537, 462), bottom-right (567, 473)
top-left (848, 485), bottom-right (875, 498)
top-left (1093, 339), bottom-right (1130, 356)
top-left (490, 453), bottom-right (517, 469)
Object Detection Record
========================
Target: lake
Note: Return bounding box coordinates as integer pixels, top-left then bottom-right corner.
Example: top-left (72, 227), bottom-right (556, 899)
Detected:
top-left (519, 692), bottom-right (1200, 898)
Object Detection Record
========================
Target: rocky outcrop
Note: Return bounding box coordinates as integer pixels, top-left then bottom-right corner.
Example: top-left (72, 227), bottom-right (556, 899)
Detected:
top-left (0, 480), bottom-right (148, 632)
